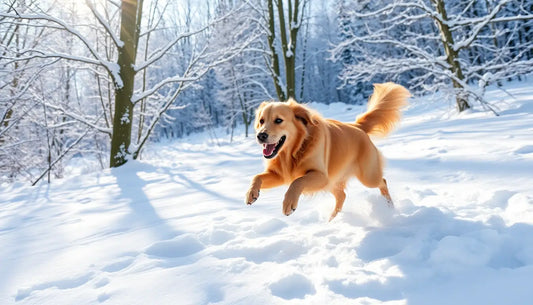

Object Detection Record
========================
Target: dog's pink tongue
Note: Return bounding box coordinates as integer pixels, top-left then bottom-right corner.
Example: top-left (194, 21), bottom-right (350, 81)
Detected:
top-left (263, 143), bottom-right (276, 156)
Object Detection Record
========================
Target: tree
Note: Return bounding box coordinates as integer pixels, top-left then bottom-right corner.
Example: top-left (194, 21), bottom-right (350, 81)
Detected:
top-left (110, 0), bottom-right (143, 167)
top-left (331, 0), bottom-right (533, 112)
top-left (212, 0), bottom-right (273, 138)
top-left (431, 0), bottom-right (470, 111)
top-left (0, 0), bottom-right (250, 183)
top-left (0, 0), bottom-right (83, 182)
top-left (264, 0), bottom-right (308, 101)
top-left (334, 0), bottom-right (375, 104)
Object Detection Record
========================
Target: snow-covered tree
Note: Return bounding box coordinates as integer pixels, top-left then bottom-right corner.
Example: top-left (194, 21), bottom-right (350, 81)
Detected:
top-left (0, 0), bottom-right (251, 182)
top-left (211, 0), bottom-right (273, 138)
top-left (0, 0), bottom-right (104, 182)
top-left (331, 0), bottom-right (533, 112)
top-left (263, 0), bottom-right (309, 102)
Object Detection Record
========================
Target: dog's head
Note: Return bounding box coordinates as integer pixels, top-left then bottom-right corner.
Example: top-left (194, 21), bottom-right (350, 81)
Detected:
top-left (254, 98), bottom-right (317, 159)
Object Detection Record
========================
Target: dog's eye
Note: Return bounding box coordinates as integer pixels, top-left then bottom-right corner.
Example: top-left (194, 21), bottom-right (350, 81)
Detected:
top-left (274, 118), bottom-right (283, 124)
top-left (259, 119), bottom-right (264, 124)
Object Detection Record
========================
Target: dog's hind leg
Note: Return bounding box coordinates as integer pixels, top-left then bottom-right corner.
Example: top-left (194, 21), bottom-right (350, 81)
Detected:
top-left (379, 178), bottom-right (393, 207)
top-left (329, 182), bottom-right (346, 221)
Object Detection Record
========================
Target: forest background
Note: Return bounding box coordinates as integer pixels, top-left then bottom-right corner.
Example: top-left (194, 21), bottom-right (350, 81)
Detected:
top-left (1, 0), bottom-right (532, 184)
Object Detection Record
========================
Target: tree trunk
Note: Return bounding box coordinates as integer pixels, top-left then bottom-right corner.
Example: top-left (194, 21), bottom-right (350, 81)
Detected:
top-left (288, 0), bottom-right (300, 100)
top-left (266, 0), bottom-right (286, 101)
top-left (110, 0), bottom-right (143, 167)
top-left (1, 26), bottom-right (19, 145)
top-left (431, 0), bottom-right (470, 112)
top-left (276, 0), bottom-right (299, 100)
top-left (266, 0), bottom-right (303, 102)
top-left (276, 0), bottom-right (292, 99)
top-left (299, 4), bottom-right (309, 102)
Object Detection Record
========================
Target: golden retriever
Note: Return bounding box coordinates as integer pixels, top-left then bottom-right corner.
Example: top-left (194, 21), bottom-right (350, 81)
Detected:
top-left (245, 82), bottom-right (410, 221)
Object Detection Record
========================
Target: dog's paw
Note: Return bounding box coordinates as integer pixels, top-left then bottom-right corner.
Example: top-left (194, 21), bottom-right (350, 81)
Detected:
top-left (245, 187), bottom-right (260, 205)
top-left (283, 207), bottom-right (296, 216)
top-left (328, 209), bottom-right (340, 222)
top-left (282, 194), bottom-right (299, 216)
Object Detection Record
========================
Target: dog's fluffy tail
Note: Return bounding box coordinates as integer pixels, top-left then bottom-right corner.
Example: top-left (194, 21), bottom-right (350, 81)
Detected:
top-left (355, 82), bottom-right (410, 137)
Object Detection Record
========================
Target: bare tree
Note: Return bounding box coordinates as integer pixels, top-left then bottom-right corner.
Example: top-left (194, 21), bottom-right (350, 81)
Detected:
top-left (332, 0), bottom-right (533, 112)
top-left (264, 0), bottom-right (308, 101)
top-left (213, 0), bottom-right (273, 138)
top-left (0, 0), bottom-right (250, 183)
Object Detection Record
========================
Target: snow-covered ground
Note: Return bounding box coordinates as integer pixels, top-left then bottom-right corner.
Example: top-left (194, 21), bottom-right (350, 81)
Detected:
top-left (2, 79), bottom-right (533, 305)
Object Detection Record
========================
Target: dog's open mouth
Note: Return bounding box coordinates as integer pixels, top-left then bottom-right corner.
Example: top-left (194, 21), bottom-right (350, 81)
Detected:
top-left (262, 135), bottom-right (286, 159)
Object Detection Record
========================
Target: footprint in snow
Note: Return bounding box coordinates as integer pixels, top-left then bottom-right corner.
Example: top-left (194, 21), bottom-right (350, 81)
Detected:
top-left (327, 278), bottom-right (402, 301)
top-left (269, 273), bottom-right (315, 300)
top-left (208, 229), bottom-right (235, 245)
top-left (253, 218), bottom-right (287, 235)
top-left (145, 234), bottom-right (204, 258)
top-left (15, 272), bottom-right (94, 301)
top-left (102, 256), bottom-right (135, 273)
top-left (97, 292), bottom-right (111, 303)
top-left (213, 239), bottom-right (305, 263)
top-left (94, 277), bottom-right (110, 288)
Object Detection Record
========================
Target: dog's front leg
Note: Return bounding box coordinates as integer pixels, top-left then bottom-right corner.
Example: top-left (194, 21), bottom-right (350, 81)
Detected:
top-left (283, 170), bottom-right (328, 216)
top-left (245, 171), bottom-right (283, 205)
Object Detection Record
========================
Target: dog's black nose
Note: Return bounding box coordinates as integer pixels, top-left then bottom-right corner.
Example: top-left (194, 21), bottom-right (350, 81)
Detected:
top-left (257, 132), bottom-right (268, 142)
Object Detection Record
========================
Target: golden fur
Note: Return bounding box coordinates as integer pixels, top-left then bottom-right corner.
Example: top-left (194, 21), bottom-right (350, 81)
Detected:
top-left (245, 82), bottom-right (410, 220)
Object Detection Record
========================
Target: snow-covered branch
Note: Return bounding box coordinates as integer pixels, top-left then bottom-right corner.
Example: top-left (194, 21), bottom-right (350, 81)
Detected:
top-left (0, 12), bottom-right (116, 76)
top-left (85, 0), bottom-right (123, 48)
top-left (452, 0), bottom-right (508, 51)
top-left (134, 5), bottom-right (242, 72)
top-left (42, 102), bottom-right (112, 135)
top-left (332, 0), bottom-right (533, 111)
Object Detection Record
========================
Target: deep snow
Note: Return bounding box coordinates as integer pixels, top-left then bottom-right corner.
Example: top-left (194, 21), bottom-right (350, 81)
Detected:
top-left (1, 79), bottom-right (533, 305)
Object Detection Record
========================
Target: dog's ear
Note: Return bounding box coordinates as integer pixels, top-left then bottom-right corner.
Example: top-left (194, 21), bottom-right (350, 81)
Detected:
top-left (254, 101), bottom-right (269, 129)
top-left (256, 101), bottom-right (269, 113)
top-left (287, 98), bottom-right (317, 127)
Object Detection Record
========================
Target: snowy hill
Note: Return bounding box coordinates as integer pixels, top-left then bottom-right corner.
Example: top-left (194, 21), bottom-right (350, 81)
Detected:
top-left (1, 79), bottom-right (533, 305)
